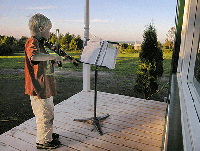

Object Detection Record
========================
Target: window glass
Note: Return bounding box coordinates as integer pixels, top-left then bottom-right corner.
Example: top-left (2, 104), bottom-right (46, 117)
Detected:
top-left (194, 42), bottom-right (200, 82)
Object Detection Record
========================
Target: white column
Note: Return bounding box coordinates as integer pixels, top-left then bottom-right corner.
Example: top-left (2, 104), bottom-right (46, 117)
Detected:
top-left (83, 0), bottom-right (91, 92)
top-left (83, 63), bottom-right (90, 91)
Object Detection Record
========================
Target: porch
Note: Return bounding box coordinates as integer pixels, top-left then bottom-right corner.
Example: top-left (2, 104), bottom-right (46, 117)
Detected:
top-left (0, 91), bottom-right (167, 151)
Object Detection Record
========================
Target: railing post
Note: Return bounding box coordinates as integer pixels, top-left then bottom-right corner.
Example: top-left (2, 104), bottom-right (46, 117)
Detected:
top-left (83, 0), bottom-right (90, 92)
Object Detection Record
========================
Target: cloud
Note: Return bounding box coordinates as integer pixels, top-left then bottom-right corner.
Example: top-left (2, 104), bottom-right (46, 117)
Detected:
top-left (0, 17), bottom-right (9, 20)
top-left (91, 19), bottom-right (109, 23)
top-left (63, 19), bottom-right (110, 23)
top-left (64, 19), bottom-right (84, 22)
top-left (0, 15), bottom-right (9, 20)
top-left (24, 6), bottom-right (58, 10)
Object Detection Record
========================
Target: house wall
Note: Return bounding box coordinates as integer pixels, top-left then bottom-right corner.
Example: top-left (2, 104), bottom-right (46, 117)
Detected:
top-left (176, 0), bottom-right (200, 150)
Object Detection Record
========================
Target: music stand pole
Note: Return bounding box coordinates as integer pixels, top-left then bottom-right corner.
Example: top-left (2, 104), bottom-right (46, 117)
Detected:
top-left (74, 65), bottom-right (109, 135)
top-left (94, 66), bottom-right (98, 119)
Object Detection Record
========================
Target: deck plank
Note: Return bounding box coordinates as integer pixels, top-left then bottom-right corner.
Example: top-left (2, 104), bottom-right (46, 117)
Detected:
top-left (0, 91), bottom-right (167, 151)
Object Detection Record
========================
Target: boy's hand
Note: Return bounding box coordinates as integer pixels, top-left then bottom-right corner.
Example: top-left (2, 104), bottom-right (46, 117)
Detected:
top-left (55, 56), bottom-right (63, 63)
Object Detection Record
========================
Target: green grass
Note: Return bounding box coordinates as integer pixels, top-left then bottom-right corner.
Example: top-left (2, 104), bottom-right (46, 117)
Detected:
top-left (163, 52), bottom-right (173, 76)
top-left (112, 53), bottom-right (140, 76)
top-left (0, 52), bottom-right (172, 76)
top-left (0, 54), bottom-right (25, 69)
top-left (62, 52), bottom-right (140, 76)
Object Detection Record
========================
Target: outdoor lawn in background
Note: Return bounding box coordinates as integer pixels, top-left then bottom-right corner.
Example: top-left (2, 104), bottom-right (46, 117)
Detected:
top-left (0, 52), bottom-right (172, 134)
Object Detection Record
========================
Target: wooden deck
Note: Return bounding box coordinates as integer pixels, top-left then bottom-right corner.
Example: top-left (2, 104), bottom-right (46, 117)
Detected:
top-left (0, 91), bottom-right (167, 151)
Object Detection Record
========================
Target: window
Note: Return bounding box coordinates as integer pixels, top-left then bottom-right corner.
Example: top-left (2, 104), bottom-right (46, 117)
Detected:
top-left (194, 41), bottom-right (200, 83)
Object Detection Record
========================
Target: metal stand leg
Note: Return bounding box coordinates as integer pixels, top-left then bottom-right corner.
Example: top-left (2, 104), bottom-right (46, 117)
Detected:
top-left (74, 66), bottom-right (110, 135)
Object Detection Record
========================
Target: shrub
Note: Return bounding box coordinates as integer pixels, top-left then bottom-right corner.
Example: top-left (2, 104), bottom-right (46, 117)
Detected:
top-left (134, 62), bottom-right (158, 98)
top-left (134, 23), bottom-right (163, 99)
top-left (163, 49), bottom-right (172, 53)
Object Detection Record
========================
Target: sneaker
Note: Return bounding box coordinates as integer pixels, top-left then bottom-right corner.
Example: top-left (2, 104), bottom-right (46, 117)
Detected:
top-left (52, 133), bottom-right (59, 140)
top-left (36, 140), bottom-right (61, 149)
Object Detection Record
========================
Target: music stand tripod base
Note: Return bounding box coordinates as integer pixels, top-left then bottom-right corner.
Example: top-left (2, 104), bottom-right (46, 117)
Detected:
top-left (74, 114), bottom-right (110, 135)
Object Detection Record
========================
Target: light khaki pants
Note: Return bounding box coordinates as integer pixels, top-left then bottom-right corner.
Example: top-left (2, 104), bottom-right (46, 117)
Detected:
top-left (30, 96), bottom-right (54, 144)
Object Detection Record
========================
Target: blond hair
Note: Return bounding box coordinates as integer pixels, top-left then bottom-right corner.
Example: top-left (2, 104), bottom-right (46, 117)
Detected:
top-left (29, 13), bottom-right (52, 36)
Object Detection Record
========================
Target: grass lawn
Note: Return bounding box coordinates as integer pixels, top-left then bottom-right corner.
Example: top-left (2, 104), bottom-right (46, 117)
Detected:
top-left (0, 51), bottom-right (172, 134)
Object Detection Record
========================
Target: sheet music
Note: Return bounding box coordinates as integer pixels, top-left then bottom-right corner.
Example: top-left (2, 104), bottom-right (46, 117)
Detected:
top-left (96, 41), bottom-right (108, 66)
top-left (80, 37), bottom-right (101, 65)
top-left (80, 38), bottom-right (119, 69)
top-left (99, 47), bottom-right (119, 69)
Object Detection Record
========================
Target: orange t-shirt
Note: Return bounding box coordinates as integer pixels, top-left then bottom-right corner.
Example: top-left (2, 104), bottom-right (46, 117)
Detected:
top-left (25, 36), bottom-right (57, 99)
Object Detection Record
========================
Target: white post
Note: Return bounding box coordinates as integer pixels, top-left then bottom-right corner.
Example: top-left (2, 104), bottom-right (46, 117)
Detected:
top-left (83, 0), bottom-right (91, 92)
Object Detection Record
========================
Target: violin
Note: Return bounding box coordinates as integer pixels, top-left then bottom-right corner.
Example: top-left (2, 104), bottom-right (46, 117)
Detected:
top-left (41, 39), bottom-right (79, 67)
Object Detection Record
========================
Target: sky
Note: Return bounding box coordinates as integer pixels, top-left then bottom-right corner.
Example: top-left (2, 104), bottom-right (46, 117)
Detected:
top-left (0, 0), bottom-right (177, 43)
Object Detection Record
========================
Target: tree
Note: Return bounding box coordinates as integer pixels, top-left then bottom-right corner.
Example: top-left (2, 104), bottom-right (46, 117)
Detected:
top-left (69, 38), bottom-right (77, 52)
top-left (166, 27), bottom-right (175, 42)
top-left (121, 43), bottom-right (128, 49)
top-left (49, 33), bottom-right (57, 44)
top-left (157, 41), bottom-right (162, 49)
top-left (0, 35), bottom-right (19, 55)
top-left (60, 33), bottom-right (72, 51)
top-left (0, 32), bottom-right (83, 55)
top-left (47, 32), bottom-right (83, 52)
top-left (164, 27), bottom-right (175, 50)
top-left (75, 35), bottom-right (83, 50)
top-left (134, 23), bottom-right (163, 99)
top-left (127, 45), bottom-right (134, 50)
top-left (17, 36), bottom-right (28, 52)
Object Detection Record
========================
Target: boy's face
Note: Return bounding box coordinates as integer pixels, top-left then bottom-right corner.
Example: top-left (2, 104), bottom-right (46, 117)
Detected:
top-left (40, 27), bottom-right (51, 39)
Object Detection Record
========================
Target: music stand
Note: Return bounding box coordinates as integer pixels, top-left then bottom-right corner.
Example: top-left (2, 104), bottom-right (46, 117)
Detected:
top-left (74, 37), bottom-right (119, 135)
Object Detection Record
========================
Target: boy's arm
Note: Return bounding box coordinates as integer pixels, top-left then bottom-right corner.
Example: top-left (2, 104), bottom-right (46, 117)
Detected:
top-left (31, 53), bottom-right (63, 62)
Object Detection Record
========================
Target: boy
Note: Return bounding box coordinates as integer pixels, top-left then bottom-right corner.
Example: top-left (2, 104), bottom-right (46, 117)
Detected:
top-left (25, 13), bottom-right (62, 149)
